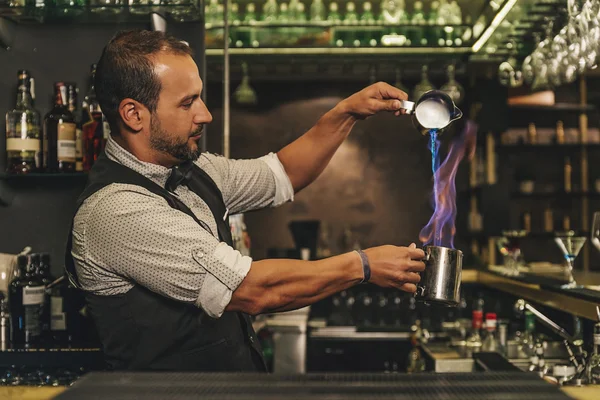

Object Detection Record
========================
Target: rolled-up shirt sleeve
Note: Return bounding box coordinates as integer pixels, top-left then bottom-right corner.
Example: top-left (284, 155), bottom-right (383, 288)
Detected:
top-left (201, 152), bottom-right (294, 215)
top-left (77, 185), bottom-right (252, 318)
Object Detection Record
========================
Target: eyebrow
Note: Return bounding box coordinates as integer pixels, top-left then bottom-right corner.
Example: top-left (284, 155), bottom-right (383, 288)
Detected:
top-left (179, 93), bottom-right (200, 104)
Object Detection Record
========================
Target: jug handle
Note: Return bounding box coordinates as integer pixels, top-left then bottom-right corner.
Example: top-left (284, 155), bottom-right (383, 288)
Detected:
top-left (399, 100), bottom-right (415, 114)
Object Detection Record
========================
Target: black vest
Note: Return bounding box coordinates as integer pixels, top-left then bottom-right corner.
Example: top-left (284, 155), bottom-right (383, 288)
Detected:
top-left (65, 153), bottom-right (267, 372)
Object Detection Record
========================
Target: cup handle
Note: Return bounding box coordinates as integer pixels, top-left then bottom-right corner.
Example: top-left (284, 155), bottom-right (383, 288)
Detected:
top-left (399, 100), bottom-right (415, 114)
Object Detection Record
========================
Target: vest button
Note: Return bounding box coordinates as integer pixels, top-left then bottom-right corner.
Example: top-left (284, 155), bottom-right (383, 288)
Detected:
top-left (249, 336), bottom-right (255, 344)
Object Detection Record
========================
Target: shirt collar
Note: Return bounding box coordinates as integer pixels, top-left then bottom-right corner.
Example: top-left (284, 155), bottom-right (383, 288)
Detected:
top-left (104, 135), bottom-right (171, 188)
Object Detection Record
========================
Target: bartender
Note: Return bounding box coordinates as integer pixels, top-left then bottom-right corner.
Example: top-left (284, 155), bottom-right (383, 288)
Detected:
top-left (66, 30), bottom-right (426, 372)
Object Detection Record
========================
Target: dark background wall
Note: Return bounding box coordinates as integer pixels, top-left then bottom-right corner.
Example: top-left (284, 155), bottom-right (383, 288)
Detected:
top-left (0, 22), bottom-right (204, 276)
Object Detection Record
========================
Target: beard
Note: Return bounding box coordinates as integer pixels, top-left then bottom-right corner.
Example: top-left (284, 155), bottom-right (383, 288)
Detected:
top-left (149, 114), bottom-right (203, 162)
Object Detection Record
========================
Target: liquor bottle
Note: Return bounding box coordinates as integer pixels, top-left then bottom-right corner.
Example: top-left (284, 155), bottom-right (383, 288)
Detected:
top-left (9, 255), bottom-right (45, 346)
top-left (0, 293), bottom-right (10, 350)
top-left (327, 2), bottom-right (341, 23)
top-left (48, 275), bottom-right (69, 346)
top-left (406, 331), bottom-right (425, 373)
top-left (412, 65), bottom-right (436, 101)
top-left (67, 84), bottom-right (84, 172)
top-left (360, 2), bottom-right (375, 24)
top-left (37, 253), bottom-right (53, 343)
top-left (564, 157), bottom-right (572, 193)
top-left (82, 65), bottom-right (104, 171)
top-left (465, 310), bottom-right (483, 349)
top-left (344, 2), bottom-right (358, 24)
top-left (43, 82), bottom-right (76, 173)
top-left (481, 313), bottom-right (498, 352)
top-left (5, 70), bottom-right (41, 174)
top-left (262, 0), bottom-right (278, 22)
top-left (521, 309), bottom-right (536, 351)
top-left (310, 0), bottom-right (326, 21)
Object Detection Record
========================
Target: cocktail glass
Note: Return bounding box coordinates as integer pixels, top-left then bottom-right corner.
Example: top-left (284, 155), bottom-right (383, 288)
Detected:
top-left (496, 230), bottom-right (527, 276)
top-left (554, 230), bottom-right (587, 288)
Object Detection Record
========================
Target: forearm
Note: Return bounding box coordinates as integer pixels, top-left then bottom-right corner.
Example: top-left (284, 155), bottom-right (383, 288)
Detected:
top-left (277, 102), bottom-right (356, 192)
top-left (226, 251), bottom-right (363, 315)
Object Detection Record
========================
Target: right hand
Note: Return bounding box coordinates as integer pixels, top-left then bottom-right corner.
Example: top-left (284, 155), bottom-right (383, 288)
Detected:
top-left (363, 243), bottom-right (426, 293)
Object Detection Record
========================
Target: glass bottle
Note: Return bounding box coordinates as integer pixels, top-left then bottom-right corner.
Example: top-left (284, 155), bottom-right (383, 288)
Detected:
top-left (278, 2), bottom-right (289, 23)
top-left (381, 0), bottom-right (406, 24)
top-left (481, 312), bottom-right (498, 352)
top-left (310, 0), bottom-right (325, 22)
top-left (360, 1), bottom-right (375, 24)
top-left (44, 82), bottom-right (76, 173)
top-left (440, 64), bottom-right (465, 105)
top-left (344, 2), bottom-right (358, 24)
top-left (81, 65), bottom-right (104, 172)
top-left (412, 65), bottom-right (435, 100)
top-left (465, 310), bottom-right (483, 350)
top-left (327, 2), bottom-right (341, 23)
top-left (406, 331), bottom-right (425, 373)
top-left (67, 83), bottom-right (84, 172)
top-left (244, 3), bottom-right (257, 23)
top-left (5, 70), bottom-right (41, 174)
top-left (262, 0), bottom-right (278, 22)
top-left (9, 255), bottom-right (45, 346)
top-left (37, 253), bottom-right (53, 343)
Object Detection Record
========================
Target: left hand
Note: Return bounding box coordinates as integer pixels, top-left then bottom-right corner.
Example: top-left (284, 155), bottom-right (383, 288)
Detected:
top-left (339, 82), bottom-right (409, 120)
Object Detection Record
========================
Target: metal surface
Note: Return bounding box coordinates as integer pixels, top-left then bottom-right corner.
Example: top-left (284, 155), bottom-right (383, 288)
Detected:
top-left (416, 246), bottom-right (463, 306)
top-left (56, 371), bottom-right (572, 399)
top-left (514, 300), bottom-right (575, 343)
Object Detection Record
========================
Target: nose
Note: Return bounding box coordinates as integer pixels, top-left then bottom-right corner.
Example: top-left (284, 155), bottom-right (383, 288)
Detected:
top-left (194, 100), bottom-right (213, 125)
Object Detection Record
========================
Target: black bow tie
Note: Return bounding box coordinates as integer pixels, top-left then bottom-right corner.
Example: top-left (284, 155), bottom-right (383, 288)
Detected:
top-left (165, 161), bottom-right (194, 192)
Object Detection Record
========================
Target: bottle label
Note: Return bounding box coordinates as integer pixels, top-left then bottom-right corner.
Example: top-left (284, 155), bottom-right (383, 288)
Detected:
top-left (23, 286), bottom-right (45, 305)
top-left (51, 313), bottom-right (67, 331)
top-left (25, 307), bottom-right (41, 336)
top-left (50, 296), bottom-right (63, 315)
top-left (57, 122), bottom-right (76, 162)
top-left (6, 138), bottom-right (40, 152)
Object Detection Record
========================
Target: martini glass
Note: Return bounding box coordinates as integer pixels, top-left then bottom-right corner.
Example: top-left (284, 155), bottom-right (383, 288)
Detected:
top-left (554, 231), bottom-right (587, 288)
top-left (496, 230), bottom-right (527, 276)
top-left (592, 212), bottom-right (600, 252)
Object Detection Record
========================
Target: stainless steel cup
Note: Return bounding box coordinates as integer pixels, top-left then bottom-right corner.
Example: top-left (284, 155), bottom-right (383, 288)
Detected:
top-left (415, 245), bottom-right (463, 306)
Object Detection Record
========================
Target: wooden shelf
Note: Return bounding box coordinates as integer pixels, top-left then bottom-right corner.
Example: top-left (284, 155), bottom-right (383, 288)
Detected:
top-left (0, 172), bottom-right (87, 180)
top-left (470, 270), bottom-right (600, 321)
top-left (511, 191), bottom-right (600, 199)
top-left (508, 103), bottom-right (596, 112)
top-left (497, 143), bottom-right (600, 152)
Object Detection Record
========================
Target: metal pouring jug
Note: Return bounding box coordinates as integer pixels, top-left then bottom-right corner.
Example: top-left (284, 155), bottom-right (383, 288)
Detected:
top-left (415, 245), bottom-right (463, 306)
top-left (399, 90), bottom-right (463, 135)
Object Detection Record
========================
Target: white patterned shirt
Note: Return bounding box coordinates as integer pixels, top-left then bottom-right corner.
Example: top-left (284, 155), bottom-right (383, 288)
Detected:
top-left (71, 136), bottom-right (294, 318)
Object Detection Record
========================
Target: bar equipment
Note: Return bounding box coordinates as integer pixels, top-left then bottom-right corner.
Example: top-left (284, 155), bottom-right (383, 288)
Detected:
top-left (554, 230), bottom-right (587, 288)
top-left (496, 230), bottom-right (527, 276)
top-left (398, 90), bottom-right (463, 136)
top-left (514, 299), bottom-right (594, 386)
top-left (415, 245), bottom-right (463, 306)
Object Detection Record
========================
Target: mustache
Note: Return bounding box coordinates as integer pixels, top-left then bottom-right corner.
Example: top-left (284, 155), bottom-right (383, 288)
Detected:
top-left (190, 125), bottom-right (204, 137)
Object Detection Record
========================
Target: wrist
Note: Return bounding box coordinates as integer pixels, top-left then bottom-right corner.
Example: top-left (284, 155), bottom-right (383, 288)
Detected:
top-left (333, 99), bottom-right (358, 124)
top-left (354, 249), bottom-right (371, 284)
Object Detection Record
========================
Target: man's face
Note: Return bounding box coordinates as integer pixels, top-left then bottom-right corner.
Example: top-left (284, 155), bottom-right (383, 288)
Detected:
top-left (150, 52), bottom-right (212, 163)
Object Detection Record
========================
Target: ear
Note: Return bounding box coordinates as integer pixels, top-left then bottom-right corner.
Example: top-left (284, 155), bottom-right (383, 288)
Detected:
top-left (118, 98), bottom-right (147, 133)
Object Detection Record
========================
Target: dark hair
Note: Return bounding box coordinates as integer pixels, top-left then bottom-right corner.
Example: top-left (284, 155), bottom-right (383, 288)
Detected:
top-left (95, 30), bottom-right (194, 133)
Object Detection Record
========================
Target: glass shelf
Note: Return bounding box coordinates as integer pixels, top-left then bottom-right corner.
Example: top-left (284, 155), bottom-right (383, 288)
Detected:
top-left (0, 5), bottom-right (202, 23)
top-left (206, 23), bottom-right (473, 51)
top-left (509, 103), bottom-right (596, 112)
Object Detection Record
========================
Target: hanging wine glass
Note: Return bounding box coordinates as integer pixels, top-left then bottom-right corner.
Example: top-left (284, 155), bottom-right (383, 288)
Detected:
top-left (393, 66), bottom-right (410, 94)
top-left (440, 64), bottom-right (465, 105)
top-left (233, 62), bottom-right (258, 105)
top-left (412, 65), bottom-right (436, 100)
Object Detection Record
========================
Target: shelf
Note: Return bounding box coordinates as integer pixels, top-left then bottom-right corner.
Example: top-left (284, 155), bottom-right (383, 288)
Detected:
top-left (508, 103), bottom-right (596, 112)
top-left (205, 46), bottom-right (472, 57)
top-left (0, 172), bottom-right (88, 180)
top-left (459, 231), bottom-right (591, 240)
top-left (497, 143), bottom-right (600, 152)
top-left (511, 191), bottom-right (600, 199)
top-left (473, 270), bottom-right (600, 321)
top-left (0, 5), bottom-right (201, 24)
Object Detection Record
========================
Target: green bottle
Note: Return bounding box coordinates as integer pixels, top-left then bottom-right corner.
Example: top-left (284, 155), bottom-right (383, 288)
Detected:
top-left (262, 0), bottom-right (278, 23)
top-left (360, 1), bottom-right (375, 24)
top-left (310, 0), bottom-right (325, 22)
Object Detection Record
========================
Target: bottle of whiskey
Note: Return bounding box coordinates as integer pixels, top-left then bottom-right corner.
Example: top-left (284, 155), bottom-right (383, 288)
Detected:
top-left (5, 70), bottom-right (41, 174)
top-left (67, 83), bottom-right (84, 172)
top-left (81, 64), bottom-right (104, 171)
top-left (9, 255), bottom-right (45, 346)
top-left (43, 82), bottom-right (77, 172)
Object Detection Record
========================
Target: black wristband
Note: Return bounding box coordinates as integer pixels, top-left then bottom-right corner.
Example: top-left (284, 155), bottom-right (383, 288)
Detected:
top-left (355, 250), bottom-right (371, 284)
